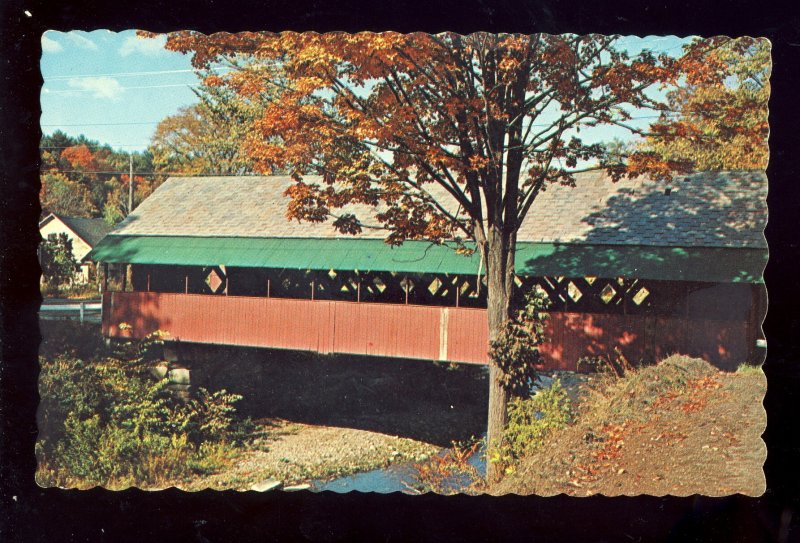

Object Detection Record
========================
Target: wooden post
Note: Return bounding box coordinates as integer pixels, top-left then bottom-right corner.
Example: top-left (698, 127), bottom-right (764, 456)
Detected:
top-left (404, 277), bottom-right (409, 304)
top-left (623, 279), bottom-right (628, 315)
top-left (146, 273), bottom-right (151, 292)
top-left (267, 278), bottom-right (271, 298)
top-left (357, 280), bottom-right (361, 303)
top-left (185, 275), bottom-right (189, 294)
top-left (311, 279), bottom-right (315, 301)
top-left (455, 277), bottom-right (460, 307)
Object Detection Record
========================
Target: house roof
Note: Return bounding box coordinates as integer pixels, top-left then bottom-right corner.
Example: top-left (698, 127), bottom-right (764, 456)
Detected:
top-left (90, 171), bottom-right (767, 282)
top-left (40, 213), bottom-right (113, 247)
top-left (107, 170), bottom-right (767, 249)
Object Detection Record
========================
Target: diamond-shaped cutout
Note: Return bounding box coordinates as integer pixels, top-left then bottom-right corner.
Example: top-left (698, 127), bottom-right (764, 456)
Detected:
top-left (567, 281), bottom-right (583, 302)
top-left (585, 276), bottom-right (597, 285)
top-left (328, 269), bottom-right (337, 279)
top-left (373, 276), bottom-right (386, 293)
top-left (206, 269), bottom-right (223, 292)
top-left (632, 287), bottom-right (650, 306)
top-left (400, 277), bottom-right (414, 292)
top-left (428, 277), bottom-right (442, 295)
top-left (600, 284), bottom-right (617, 304)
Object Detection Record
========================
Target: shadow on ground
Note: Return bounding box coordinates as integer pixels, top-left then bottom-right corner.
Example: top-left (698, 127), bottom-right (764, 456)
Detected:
top-left (184, 344), bottom-right (489, 447)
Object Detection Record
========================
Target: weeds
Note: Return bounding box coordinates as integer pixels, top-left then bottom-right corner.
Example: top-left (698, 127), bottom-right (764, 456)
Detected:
top-left (37, 325), bottom-right (250, 489)
top-left (736, 363), bottom-right (764, 376)
top-left (412, 439), bottom-right (482, 495)
top-left (488, 379), bottom-right (573, 476)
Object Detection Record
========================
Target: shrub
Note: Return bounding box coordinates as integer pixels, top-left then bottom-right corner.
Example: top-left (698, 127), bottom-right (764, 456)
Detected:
top-left (37, 336), bottom-right (248, 488)
top-left (489, 288), bottom-right (550, 397)
top-left (489, 379), bottom-right (572, 475)
top-left (40, 232), bottom-right (78, 288)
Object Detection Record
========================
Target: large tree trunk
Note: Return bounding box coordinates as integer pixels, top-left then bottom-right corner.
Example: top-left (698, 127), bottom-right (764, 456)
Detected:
top-left (484, 225), bottom-right (516, 483)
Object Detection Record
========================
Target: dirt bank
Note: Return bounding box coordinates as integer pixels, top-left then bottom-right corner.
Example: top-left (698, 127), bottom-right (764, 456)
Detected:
top-left (492, 356), bottom-right (766, 496)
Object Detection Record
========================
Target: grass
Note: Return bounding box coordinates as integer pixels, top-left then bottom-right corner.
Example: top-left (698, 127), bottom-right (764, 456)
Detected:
top-left (578, 354), bottom-right (718, 426)
top-left (735, 363), bottom-right (764, 376)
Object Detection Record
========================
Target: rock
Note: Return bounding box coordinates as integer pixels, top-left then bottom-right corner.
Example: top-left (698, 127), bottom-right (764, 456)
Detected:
top-left (283, 484), bottom-right (311, 492)
top-left (251, 480), bottom-right (282, 492)
top-left (168, 368), bottom-right (191, 385)
top-left (150, 364), bottom-right (169, 380)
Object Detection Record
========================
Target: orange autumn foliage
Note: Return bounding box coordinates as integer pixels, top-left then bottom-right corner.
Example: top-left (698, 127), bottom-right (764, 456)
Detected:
top-left (61, 145), bottom-right (99, 171)
top-left (151, 32), bottom-right (730, 247)
top-left (149, 32), bottom-right (769, 475)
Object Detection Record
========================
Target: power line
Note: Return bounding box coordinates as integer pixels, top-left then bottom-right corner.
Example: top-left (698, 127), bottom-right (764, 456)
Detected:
top-left (46, 69), bottom-right (195, 80)
top-left (41, 122), bottom-right (161, 127)
top-left (41, 168), bottom-right (250, 176)
top-left (45, 67), bottom-right (234, 81)
top-left (40, 145), bottom-right (151, 150)
top-left (43, 83), bottom-right (195, 94)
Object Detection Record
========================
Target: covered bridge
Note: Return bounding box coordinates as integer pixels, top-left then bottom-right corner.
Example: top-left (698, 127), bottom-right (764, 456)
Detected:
top-left (90, 171), bottom-right (767, 371)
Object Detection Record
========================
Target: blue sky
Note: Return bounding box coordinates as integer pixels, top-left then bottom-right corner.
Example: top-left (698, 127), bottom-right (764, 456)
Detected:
top-left (40, 31), bottom-right (693, 154)
top-left (41, 30), bottom-right (203, 152)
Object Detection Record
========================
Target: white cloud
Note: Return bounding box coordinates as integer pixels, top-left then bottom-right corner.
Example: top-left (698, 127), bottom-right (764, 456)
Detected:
top-left (67, 32), bottom-right (99, 51)
top-left (118, 34), bottom-right (167, 57)
top-left (67, 76), bottom-right (124, 100)
top-left (41, 34), bottom-right (63, 53)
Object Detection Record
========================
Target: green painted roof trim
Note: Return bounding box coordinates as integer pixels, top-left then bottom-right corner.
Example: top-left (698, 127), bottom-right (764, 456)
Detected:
top-left (89, 235), bottom-right (766, 283)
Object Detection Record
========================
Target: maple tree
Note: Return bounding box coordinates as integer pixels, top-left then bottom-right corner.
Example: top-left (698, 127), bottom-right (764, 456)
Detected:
top-left (642, 37), bottom-right (770, 170)
top-left (155, 32), bottom-right (765, 480)
top-left (149, 82), bottom-right (267, 175)
top-left (40, 171), bottom-right (98, 218)
top-left (40, 131), bottom-right (161, 224)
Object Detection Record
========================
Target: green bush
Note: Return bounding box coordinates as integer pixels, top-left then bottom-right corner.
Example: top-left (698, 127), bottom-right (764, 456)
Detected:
top-left (37, 348), bottom-right (248, 488)
top-left (489, 379), bottom-right (572, 475)
top-left (40, 232), bottom-right (78, 288)
top-left (488, 288), bottom-right (550, 397)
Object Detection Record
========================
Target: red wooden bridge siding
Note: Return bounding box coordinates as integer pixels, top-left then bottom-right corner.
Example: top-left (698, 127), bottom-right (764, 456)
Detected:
top-left (103, 292), bottom-right (750, 369)
top-left (540, 313), bottom-right (749, 370)
top-left (104, 292), bottom-right (489, 365)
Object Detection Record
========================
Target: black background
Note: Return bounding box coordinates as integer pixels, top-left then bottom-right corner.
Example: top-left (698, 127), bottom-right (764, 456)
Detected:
top-left (2, 1), bottom-right (799, 541)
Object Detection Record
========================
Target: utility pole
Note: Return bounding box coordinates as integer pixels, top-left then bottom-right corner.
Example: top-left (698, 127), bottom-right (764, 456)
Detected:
top-left (128, 153), bottom-right (134, 215)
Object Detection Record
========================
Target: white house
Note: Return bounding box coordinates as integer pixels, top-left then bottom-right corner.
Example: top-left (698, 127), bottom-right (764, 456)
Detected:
top-left (39, 213), bottom-right (112, 284)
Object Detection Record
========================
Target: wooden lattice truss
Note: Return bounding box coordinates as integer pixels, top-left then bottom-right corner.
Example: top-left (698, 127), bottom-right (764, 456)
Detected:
top-left (131, 264), bottom-right (705, 315)
top-left (209, 266), bottom-right (701, 314)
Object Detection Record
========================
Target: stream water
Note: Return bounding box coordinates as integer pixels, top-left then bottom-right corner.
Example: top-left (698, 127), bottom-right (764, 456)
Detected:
top-left (311, 440), bottom-right (487, 494)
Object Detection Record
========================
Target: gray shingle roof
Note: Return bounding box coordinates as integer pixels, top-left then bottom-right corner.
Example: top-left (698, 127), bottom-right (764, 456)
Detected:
top-left (46, 214), bottom-right (113, 247)
top-left (111, 170), bottom-right (767, 249)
